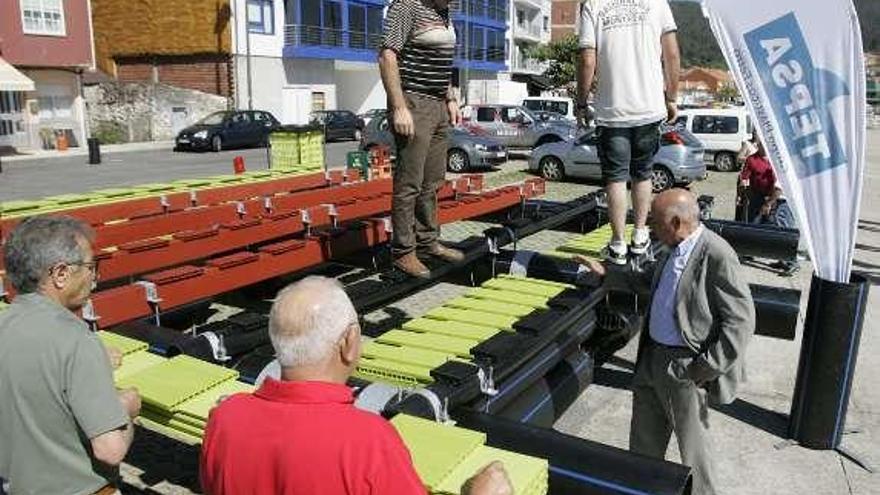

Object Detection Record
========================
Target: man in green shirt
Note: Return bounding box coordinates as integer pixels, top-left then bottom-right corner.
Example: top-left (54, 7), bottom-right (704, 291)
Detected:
top-left (0, 216), bottom-right (141, 494)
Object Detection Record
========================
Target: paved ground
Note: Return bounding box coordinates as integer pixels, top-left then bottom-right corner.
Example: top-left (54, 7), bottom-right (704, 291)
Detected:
top-left (10, 131), bottom-right (876, 494)
top-left (0, 141), bottom-right (360, 202)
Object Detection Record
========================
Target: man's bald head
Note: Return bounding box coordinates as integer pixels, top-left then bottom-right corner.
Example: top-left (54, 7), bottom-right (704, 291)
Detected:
top-left (269, 276), bottom-right (359, 369)
top-left (650, 189), bottom-right (701, 246)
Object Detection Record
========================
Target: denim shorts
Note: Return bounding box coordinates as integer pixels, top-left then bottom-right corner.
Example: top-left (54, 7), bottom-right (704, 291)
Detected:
top-left (596, 121), bottom-right (662, 184)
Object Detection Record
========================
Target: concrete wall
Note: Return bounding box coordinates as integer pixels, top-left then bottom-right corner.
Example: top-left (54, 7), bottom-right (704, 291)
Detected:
top-left (84, 82), bottom-right (227, 143)
top-left (336, 62), bottom-right (385, 114)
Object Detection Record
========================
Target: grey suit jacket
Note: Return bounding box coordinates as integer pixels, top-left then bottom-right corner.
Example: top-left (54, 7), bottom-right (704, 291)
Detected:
top-left (606, 228), bottom-right (756, 405)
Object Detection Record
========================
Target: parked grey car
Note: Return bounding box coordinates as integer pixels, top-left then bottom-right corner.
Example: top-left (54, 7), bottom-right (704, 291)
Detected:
top-left (529, 127), bottom-right (707, 192)
top-left (360, 112), bottom-right (508, 172)
top-left (463, 105), bottom-right (577, 154)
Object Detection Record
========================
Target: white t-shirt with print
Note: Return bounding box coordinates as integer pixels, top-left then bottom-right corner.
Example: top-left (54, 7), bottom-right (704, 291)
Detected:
top-left (578, 0), bottom-right (677, 127)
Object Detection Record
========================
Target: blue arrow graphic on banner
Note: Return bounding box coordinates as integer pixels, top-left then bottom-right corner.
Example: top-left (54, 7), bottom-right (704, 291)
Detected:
top-left (744, 13), bottom-right (849, 178)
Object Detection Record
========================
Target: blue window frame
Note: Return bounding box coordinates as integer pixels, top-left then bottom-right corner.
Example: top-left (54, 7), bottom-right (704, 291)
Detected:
top-left (247, 0), bottom-right (274, 34)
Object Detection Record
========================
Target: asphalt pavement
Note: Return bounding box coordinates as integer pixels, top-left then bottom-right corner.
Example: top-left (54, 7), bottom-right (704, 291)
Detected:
top-left (0, 141), bottom-right (360, 202)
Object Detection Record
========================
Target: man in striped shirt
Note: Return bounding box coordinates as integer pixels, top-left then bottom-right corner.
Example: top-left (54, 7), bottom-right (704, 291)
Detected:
top-left (379, 0), bottom-right (464, 278)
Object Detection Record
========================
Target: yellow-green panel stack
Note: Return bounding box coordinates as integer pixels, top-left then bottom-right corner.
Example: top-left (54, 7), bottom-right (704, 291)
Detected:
top-left (545, 223), bottom-right (635, 259)
top-left (392, 414), bottom-right (548, 495)
top-left (354, 275), bottom-right (572, 388)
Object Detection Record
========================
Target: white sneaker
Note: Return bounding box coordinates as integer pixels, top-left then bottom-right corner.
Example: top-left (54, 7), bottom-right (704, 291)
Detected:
top-left (603, 243), bottom-right (628, 265)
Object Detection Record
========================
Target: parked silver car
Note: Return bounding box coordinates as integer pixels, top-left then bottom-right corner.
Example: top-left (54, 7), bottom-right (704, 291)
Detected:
top-left (529, 127), bottom-right (707, 192)
top-left (360, 112), bottom-right (508, 172)
top-left (463, 105), bottom-right (577, 155)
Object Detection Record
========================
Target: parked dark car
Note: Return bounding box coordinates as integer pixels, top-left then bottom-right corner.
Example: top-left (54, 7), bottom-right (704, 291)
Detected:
top-left (175, 110), bottom-right (280, 152)
top-left (360, 111), bottom-right (507, 172)
top-left (359, 108), bottom-right (386, 127)
top-left (310, 110), bottom-right (364, 142)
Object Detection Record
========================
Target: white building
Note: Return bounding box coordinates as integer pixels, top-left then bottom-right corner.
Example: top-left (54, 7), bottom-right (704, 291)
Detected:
top-left (229, 0), bottom-right (552, 121)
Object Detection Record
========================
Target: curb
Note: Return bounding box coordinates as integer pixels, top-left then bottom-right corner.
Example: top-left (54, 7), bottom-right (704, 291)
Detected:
top-left (1, 141), bottom-right (175, 163)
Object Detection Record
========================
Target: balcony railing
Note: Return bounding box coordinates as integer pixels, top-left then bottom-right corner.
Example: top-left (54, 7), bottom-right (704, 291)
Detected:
top-left (514, 22), bottom-right (543, 39)
top-left (511, 56), bottom-right (548, 74)
top-left (284, 24), bottom-right (382, 51)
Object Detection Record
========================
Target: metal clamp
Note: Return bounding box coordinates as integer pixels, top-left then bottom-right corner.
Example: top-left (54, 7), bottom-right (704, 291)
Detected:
top-left (201, 331), bottom-right (231, 362)
top-left (81, 298), bottom-right (101, 331)
top-left (160, 195), bottom-right (170, 210)
top-left (382, 217), bottom-right (392, 234)
top-left (263, 196), bottom-right (274, 213)
top-left (477, 366), bottom-right (499, 396)
top-left (236, 201), bottom-right (247, 217)
top-left (135, 281), bottom-right (163, 326)
top-left (411, 388), bottom-right (451, 423)
top-left (486, 235), bottom-right (500, 255)
top-left (322, 203), bottom-right (339, 229)
top-left (189, 190), bottom-right (198, 206)
top-left (301, 209), bottom-right (312, 236)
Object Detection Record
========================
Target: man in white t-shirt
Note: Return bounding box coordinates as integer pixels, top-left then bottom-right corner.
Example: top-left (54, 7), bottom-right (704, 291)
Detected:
top-left (577, 0), bottom-right (681, 265)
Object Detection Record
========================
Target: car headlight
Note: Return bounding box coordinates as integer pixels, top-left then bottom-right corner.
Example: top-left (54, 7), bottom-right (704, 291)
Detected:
top-left (474, 144), bottom-right (488, 151)
top-left (194, 130), bottom-right (208, 139)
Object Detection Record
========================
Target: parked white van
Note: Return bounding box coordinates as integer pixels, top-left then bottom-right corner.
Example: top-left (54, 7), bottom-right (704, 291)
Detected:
top-left (674, 108), bottom-right (752, 172)
top-left (522, 97), bottom-right (576, 122)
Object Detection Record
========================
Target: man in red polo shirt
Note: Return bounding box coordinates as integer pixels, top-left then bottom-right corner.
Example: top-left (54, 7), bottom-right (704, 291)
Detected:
top-left (200, 276), bottom-right (512, 495)
top-left (738, 138), bottom-right (780, 223)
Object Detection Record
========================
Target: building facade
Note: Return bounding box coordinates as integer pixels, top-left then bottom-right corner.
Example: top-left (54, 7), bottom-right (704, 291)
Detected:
top-left (91, 0), bottom-right (234, 98)
top-left (0, 0), bottom-right (95, 151)
top-left (550, 0), bottom-right (578, 42)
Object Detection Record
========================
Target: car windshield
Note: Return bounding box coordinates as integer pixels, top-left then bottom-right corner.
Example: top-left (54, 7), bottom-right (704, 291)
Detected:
top-left (524, 100), bottom-right (569, 116)
top-left (196, 112), bottom-right (229, 126)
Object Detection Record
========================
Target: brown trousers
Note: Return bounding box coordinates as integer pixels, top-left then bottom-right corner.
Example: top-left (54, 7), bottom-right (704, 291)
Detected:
top-left (391, 92), bottom-right (449, 257)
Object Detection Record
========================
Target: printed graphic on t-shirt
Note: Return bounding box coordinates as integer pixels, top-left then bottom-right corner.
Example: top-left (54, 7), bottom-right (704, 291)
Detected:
top-left (597, 0), bottom-right (651, 31)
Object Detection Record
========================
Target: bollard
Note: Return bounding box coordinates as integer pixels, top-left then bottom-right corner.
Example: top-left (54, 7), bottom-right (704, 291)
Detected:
top-left (233, 156), bottom-right (246, 174)
top-left (87, 138), bottom-right (101, 165)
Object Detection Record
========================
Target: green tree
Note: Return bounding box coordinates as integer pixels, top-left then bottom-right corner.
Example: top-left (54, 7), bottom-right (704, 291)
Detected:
top-left (524, 35), bottom-right (581, 99)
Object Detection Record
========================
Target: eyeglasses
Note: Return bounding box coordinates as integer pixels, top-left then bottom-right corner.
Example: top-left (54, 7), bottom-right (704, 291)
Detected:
top-left (51, 260), bottom-right (100, 280)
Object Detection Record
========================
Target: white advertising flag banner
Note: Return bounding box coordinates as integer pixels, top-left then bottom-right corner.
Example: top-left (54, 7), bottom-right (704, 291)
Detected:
top-left (701, 0), bottom-right (867, 282)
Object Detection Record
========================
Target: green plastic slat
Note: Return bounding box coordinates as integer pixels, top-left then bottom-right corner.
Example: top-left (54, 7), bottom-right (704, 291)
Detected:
top-left (355, 356), bottom-right (434, 386)
top-left (92, 188), bottom-right (140, 199)
top-left (434, 446), bottom-right (549, 495)
top-left (117, 355), bottom-right (238, 411)
top-left (464, 287), bottom-right (549, 309)
top-left (132, 183), bottom-right (178, 193)
top-left (403, 318), bottom-right (501, 341)
top-left (138, 415), bottom-right (202, 445)
top-left (98, 331), bottom-right (148, 356)
top-left (391, 414), bottom-right (486, 490)
top-left (444, 296), bottom-right (537, 318)
top-left (425, 307), bottom-right (517, 331)
top-left (113, 351), bottom-right (165, 382)
top-left (1, 200), bottom-right (49, 215)
top-left (376, 329), bottom-right (476, 358)
top-left (172, 179), bottom-right (214, 188)
top-left (498, 274), bottom-right (573, 289)
top-left (167, 417), bottom-right (206, 439)
top-left (481, 278), bottom-right (567, 298)
top-left (46, 193), bottom-right (95, 205)
top-left (362, 342), bottom-right (454, 369)
top-left (173, 380), bottom-right (254, 421)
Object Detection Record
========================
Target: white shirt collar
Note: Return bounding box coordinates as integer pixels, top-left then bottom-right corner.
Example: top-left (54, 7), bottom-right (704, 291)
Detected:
top-left (673, 224), bottom-right (704, 257)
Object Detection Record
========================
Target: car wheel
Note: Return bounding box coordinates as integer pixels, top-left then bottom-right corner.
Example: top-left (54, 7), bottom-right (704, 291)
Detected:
top-left (651, 165), bottom-right (675, 193)
top-left (539, 156), bottom-right (565, 181)
top-left (535, 135), bottom-right (563, 148)
top-left (212, 135), bottom-right (223, 152)
top-left (447, 149), bottom-right (469, 173)
top-left (714, 151), bottom-right (737, 172)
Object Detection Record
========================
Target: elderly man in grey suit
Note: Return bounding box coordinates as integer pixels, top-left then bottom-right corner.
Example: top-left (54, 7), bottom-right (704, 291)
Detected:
top-left (578, 189), bottom-right (755, 495)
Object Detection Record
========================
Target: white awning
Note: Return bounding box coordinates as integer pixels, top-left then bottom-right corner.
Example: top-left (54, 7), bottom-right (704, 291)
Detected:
top-left (0, 57), bottom-right (35, 92)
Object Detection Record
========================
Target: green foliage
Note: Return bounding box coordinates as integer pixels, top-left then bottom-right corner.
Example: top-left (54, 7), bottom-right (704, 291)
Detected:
top-left (669, 1), bottom-right (726, 69)
top-left (524, 35), bottom-right (580, 98)
top-left (92, 121), bottom-right (128, 145)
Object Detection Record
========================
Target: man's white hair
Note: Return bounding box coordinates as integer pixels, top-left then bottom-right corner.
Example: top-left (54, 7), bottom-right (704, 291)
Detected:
top-left (268, 276), bottom-right (358, 368)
